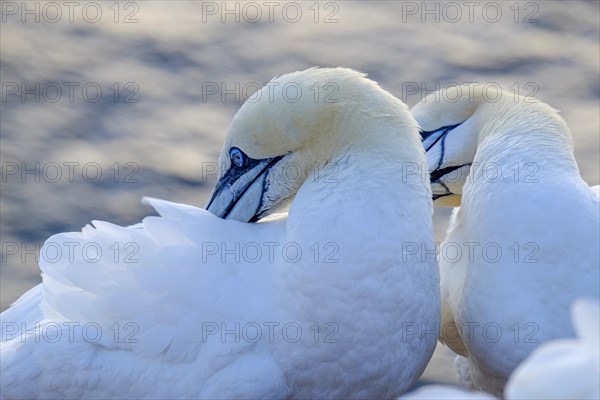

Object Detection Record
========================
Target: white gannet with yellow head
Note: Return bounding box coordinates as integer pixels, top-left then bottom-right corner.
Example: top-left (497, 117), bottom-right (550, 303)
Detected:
top-left (411, 84), bottom-right (600, 396)
top-left (0, 68), bottom-right (440, 399)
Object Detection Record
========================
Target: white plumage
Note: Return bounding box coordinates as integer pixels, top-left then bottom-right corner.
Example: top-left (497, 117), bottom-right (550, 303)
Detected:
top-left (400, 385), bottom-right (496, 400)
top-left (411, 85), bottom-right (600, 396)
top-left (505, 298), bottom-right (600, 399)
top-left (400, 298), bottom-right (600, 400)
top-left (0, 68), bottom-right (440, 399)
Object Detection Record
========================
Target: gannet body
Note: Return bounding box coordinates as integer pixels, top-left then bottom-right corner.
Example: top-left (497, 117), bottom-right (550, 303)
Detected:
top-left (412, 85), bottom-right (600, 395)
top-left (1, 68), bottom-right (440, 399)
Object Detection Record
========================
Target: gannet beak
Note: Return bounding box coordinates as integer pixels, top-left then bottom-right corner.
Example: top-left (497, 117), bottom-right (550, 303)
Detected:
top-left (206, 154), bottom-right (284, 222)
top-left (430, 164), bottom-right (467, 205)
top-left (420, 123), bottom-right (468, 206)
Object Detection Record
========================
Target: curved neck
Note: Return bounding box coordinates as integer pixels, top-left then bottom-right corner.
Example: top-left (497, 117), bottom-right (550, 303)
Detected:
top-left (289, 117), bottom-right (432, 237)
top-left (473, 100), bottom-right (580, 180)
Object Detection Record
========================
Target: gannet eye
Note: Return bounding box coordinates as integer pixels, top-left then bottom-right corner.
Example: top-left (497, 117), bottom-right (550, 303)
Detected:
top-left (229, 147), bottom-right (247, 168)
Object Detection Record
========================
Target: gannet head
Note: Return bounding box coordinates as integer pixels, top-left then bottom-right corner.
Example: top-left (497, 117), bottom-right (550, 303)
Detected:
top-left (412, 84), bottom-right (570, 207)
top-left (206, 67), bottom-right (415, 222)
top-left (410, 84), bottom-right (485, 207)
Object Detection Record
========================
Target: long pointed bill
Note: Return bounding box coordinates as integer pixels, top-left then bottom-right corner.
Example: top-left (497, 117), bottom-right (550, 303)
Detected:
top-left (206, 155), bottom-right (284, 222)
top-left (430, 167), bottom-right (469, 208)
top-left (420, 123), bottom-right (462, 163)
top-left (420, 123), bottom-right (469, 205)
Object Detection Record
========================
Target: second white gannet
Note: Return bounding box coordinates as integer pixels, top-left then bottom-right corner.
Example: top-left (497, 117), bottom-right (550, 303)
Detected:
top-left (0, 68), bottom-right (440, 399)
top-left (411, 85), bottom-right (600, 395)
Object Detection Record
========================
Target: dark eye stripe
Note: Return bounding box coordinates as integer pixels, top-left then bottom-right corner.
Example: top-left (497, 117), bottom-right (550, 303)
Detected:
top-left (420, 123), bottom-right (462, 151)
top-left (420, 123), bottom-right (462, 140)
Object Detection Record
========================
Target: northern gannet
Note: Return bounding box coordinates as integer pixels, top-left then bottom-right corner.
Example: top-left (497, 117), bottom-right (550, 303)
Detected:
top-left (411, 85), bottom-right (600, 395)
top-left (0, 68), bottom-right (440, 399)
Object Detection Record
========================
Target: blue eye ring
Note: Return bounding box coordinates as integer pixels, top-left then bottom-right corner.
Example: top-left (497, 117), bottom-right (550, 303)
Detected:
top-left (229, 147), bottom-right (247, 168)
